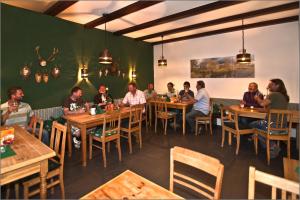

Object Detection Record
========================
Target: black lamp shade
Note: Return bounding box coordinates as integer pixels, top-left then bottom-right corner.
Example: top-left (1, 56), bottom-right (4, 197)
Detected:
top-left (81, 68), bottom-right (88, 79)
top-left (236, 49), bottom-right (251, 63)
top-left (158, 56), bottom-right (167, 67)
top-left (99, 48), bottom-right (112, 64)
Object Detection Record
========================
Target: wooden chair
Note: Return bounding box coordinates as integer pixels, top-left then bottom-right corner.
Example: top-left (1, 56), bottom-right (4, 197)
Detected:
top-left (253, 109), bottom-right (293, 165)
top-left (23, 121), bottom-right (67, 199)
top-left (89, 113), bottom-right (122, 167)
top-left (170, 146), bottom-right (224, 199)
top-left (120, 104), bottom-right (143, 154)
top-left (248, 166), bottom-right (299, 200)
top-left (154, 99), bottom-right (177, 135)
top-left (195, 99), bottom-right (213, 135)
top-left (220, 105), bottom-right (254, 155)
top-left (30, 117), bottom-right (44, 141)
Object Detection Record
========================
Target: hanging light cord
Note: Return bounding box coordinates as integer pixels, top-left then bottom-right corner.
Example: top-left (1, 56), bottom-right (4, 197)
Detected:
top-left (242, 19), bottom-right (245, 51)
top-left (161, 36), bottom-right (164, 57)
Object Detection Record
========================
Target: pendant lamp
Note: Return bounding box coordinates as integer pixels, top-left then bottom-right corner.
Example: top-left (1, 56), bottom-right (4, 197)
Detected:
top-left (158, 36), bottom-right (167, 67)
top-left (99, 16), bottom-right (112, 64)
top-left (236, 19), bottom-right (251, 63)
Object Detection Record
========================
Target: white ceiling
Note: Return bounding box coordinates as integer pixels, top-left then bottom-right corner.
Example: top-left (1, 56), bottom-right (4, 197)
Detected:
top-left (2, 0), bottom-right (299, 44)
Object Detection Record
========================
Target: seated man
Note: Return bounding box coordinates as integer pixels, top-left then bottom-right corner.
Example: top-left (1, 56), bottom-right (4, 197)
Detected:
top-left (185, 81), bottom-right (210, 134)
top-left (144, 83), bottom-right (157, 100)
top-left (240, 82), bottom-right (264, 126)
top-left (1, 86), bottom-right (50, 145)
top-left (122, 82), bottom-right (146, 106)
top-left (63, 86), bottom-right (89, 148)
top-left (165, 82), bottom-right (177, 98)
top-left (94, 84), bottom-right (113, 109)
top-left (179, 81), bottom-right (194, 102)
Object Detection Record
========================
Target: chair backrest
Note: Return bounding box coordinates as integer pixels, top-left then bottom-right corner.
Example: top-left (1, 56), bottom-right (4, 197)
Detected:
top-left (50, 121), bottom-right (67, 166)
top-left (170, 146), bottom-right (224, 199)
top-left (102, 112), bottom-right (121, 137)
top-left (128, 104), bottom-right (143, 129)
top-left (208, 99), bottom-right (214, 118)
top-left (31, 117), bottom-right (44, 141)
top-left (266, 109), bottom-right (293, 135)
top-left (155, 99), bottom-right (168, 115)
top-left (248, 166), bottom-right (299, 200)
top-left (220, 105), bottom-right (235, 123)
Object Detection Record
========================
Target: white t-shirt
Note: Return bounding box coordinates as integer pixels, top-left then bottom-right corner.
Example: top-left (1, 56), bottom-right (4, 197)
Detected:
top-left (122, 90), bottom-right (146, 106)
top-left (193, 88), bottom-right (210, 115)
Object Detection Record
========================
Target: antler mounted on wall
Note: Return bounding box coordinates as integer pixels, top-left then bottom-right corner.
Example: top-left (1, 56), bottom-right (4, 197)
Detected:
top-left (35, 46), bottom-right (59, 67)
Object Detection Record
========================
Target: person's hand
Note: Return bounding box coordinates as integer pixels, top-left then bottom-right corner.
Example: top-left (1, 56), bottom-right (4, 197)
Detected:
top-left (254, 95), bottom-right (260, 101)
top-left (77, 108), bottom-right (86, 114)
top-left (7, 102), bottom-right (18, 113)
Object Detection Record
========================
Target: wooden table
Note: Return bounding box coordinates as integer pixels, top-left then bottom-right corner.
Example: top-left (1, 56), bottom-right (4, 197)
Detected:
top-left (283, 157), bottom-right (299, 182)
top-left (63, 108), bottom-right (131, 167)
top-left (80, 170), bottom-right (183, 199)
top-left (0, 125), bottom-right (55, 199)
top-left (149, 100), bottom-right (193, 135)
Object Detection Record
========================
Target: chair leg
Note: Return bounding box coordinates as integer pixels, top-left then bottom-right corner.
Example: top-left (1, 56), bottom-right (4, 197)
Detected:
top-left (89, 135), bottom-right (93, 160)
top-left (155, 117), bottom-right (157, 133)
top-left (139, 130), bottom-right (142, 149)
top-left (164, 119), bottom-right (168, 135)
top-left (221, 129), bottom-right (225, 147)
top-left (195, 121), bottom-right (198, 136)
top-left (14, 183), bottom-right (19, 199)
top-left (59, 174), bottom-right (65, 199)
top-left (209, 121), bottom-right (213, 135)
top-left (117, 138), bottom-right (122, 161)
top-left (5, 185), bottom-right (10, 199)
top-left (173, 117), bottom-right (176, 131)
top-left (128, 133), bottom-right (133, 154)
top-left (254, 134), bottom-right (258, 155)
top-left (229, 132), bottom-right (232, 145)
top-left (266, 139), bottom-right (270, 165)
top-left (205, 123), bottom-right (208, 131)
top-left (236, 134), bottom-right (240, 155)
top-left (102, 142), bottom-right (107, 168)
top-left (107, 142), bottom-right (111, 153)
top-left (287, 139), bottom-right (291, 158)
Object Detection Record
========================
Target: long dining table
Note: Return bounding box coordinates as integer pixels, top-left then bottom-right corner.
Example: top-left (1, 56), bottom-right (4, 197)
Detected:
top-left (148, 100), bottom-right (193, 135)
top-left (0, 125), bottom-right (55, 199)
top-left (63, 107), bottom-right (131, 167)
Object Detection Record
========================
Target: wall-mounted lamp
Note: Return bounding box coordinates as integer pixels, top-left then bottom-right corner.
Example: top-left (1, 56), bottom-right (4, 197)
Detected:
top-left (81, 67), bottom-right (88, 79)
top-left (131, 70), bottom-right (137, 81)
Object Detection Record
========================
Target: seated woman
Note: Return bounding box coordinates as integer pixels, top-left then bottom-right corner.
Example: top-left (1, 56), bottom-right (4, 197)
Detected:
top-left (94, 84), bottom-right (113, 109)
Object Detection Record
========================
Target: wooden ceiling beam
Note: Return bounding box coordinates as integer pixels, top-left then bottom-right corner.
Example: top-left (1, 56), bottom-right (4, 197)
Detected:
top-left (137, 1), bottom-right (299, 41)
top-left (152, 16), bottom-right (299, 45)
top-left (114, 0), bottom-right (248, 35)
top-left (44, 1), bottom-right (78, 16)
top-left (84, 1), bottom-right (163, 29)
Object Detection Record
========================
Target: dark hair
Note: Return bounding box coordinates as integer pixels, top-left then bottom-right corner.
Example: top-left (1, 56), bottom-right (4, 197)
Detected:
top-left (197, 80), bottom-right (205, 88)
top-left (167, 82), bottom-right (174, 87)
top-left (71, 86), bottom-right (82, 94)
top-left (7, 86), bottom-right (22, 98)
top-left (183, 81), bottom-right (190, 87)
top-left (128, 82), bottom-right (137, 88)
top-left (270, 78), bottom-right (290, 102)
top-left (249, 82), bottom-right (258, 88)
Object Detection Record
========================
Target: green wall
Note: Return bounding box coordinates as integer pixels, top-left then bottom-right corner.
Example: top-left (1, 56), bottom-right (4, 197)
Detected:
top-left (1, 4), bottom-right (153, 109)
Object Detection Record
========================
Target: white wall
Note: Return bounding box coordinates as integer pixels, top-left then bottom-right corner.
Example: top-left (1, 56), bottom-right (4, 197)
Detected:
top-left (154, 22), bottom-right (299, 103)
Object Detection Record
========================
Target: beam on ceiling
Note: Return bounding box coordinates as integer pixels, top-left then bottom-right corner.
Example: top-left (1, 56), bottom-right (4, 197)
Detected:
top-left (44, 1), bottom-right (78, 16)
top-left (152, 16), bottom-right (299, 45)
top-left (137, 1), bottom-right (299, 41)
top-left (114, 0), bottom-right (248, 35)
top-left (84, 1), bottom-right (163, 29)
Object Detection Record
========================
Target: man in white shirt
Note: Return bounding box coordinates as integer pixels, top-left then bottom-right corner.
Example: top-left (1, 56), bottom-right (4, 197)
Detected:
top-left (185, 81), bottom-right (210, 133)
top-left (122, 82), bottom-right (146, 106)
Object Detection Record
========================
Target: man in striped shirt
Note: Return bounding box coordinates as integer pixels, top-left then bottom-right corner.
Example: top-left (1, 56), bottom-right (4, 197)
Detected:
top-left (1, 86), bottom-right (49, 145)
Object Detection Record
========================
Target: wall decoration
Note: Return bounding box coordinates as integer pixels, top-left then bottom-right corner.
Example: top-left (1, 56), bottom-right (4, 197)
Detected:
top-left (191, 56), bottom-right (255, 78)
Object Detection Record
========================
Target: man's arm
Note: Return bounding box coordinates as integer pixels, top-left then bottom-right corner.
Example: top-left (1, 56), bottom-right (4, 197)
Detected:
top-left (254, 95), bottom-right (270, 107)
top-left (1, 104), bottom-right (17, 125)
top-left (63, 107), bottom-right (85, 115)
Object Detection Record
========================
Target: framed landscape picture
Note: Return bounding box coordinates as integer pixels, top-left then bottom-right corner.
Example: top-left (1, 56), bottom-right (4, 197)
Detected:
top-left (191, 56), bottom-right (255, 78)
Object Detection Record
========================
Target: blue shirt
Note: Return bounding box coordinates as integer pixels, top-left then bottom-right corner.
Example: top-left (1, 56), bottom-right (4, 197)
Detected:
top-left (193, 88), bottom-right (210, 115)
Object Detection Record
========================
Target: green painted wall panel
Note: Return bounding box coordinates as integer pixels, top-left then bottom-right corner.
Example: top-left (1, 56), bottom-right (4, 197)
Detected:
top-left (1, 4), bottom-right (153, 109)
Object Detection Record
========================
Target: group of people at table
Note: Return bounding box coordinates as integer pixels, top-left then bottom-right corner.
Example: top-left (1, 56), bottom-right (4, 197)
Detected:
top-left (1, 78), bottom-right (290, 159)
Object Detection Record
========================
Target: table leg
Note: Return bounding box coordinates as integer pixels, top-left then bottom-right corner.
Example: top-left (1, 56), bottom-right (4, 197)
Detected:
top-left (67, 122), bottom-right (72, 157)
top-left (149, 104), bottom-right (152, 127)
top-left (182, 107), bottom-right (186, 135)
top-left (296, 123), bottom-right (299, 150)
top-left (40, 160), bottom-right (48, 199)
top-left (81, 125), bottom-right (87, 167)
